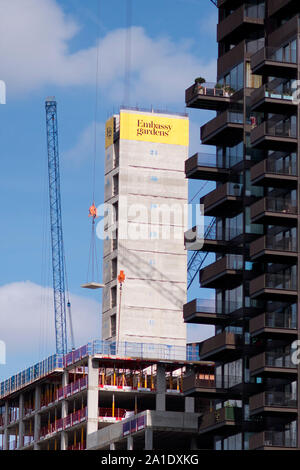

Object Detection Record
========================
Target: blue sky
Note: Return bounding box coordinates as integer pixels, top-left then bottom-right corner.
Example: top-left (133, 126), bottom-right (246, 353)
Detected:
top-left (0, 0), bottom-right (218, 379)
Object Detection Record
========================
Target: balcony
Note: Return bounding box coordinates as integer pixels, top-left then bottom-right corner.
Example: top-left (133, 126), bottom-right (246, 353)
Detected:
top-left (268, 15), bottom-right (299, 48)
top-left (185, 153), bottom-right (230, 182)
top-left (201, 111), bottom-right (244, 147)
top-left (249, 431), bottom-right (297, 450)
top-left (268, 0), bottom-right (298, 17)
top-left (217, 4), bottom-right (264, 43)
top-left (182, 374), bottom-right (227, 399)
top-left (250, 197), bottom-right (297, 226)
top-left (201, 182), bottom-right (243, 217)
top-left (218, 40), bottom-right (250, 77)
top-left (250, 84), bottom-right (296, 114)
top-left (185, 82), bottom-right (232, 111)
top-left (249, 352), bottom-right (297, 377)
top-left (184, 299), bottom-right (231, 326)
top-left (250, 311), bottom-right (297, 339)
top-left (250, 273), bottom-right (297, 301)
top-left (249, 391), bottom-right (297, 416)
top-left (184, 298), bottom-right (261, 326)
top-left (250, 154), bottom-right (297, 188)
top-left (251, 46), bottom-right (297, 79)
top-left (200, 255), bottom-right (243, 289)
top-left (250, 118), bottom-right (297, 151)
top-left (185, 223), bottom-right (244, 254)
top-left (249, 235), bottom-right (297, 264)
top-left (199, 331), bottom-right (242, 361)
top-left (198, 406), bottom-right (242, 435)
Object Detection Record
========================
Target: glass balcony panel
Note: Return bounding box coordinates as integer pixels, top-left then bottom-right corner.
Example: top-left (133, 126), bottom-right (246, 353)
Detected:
top-left (265, 391), bottom-right (297, 408)
top-left (266, 311), bottom-right (297, 329)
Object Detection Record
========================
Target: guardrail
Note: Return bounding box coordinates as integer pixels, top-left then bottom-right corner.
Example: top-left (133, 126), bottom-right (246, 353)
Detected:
top-left (0, 340), bottom-right (199, 400)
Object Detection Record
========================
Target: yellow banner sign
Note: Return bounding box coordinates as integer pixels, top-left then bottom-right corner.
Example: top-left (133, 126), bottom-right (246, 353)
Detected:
top-left (120, 112), bottom-right (189, 146)
top-left (105, 117), bottom-right (114, 149)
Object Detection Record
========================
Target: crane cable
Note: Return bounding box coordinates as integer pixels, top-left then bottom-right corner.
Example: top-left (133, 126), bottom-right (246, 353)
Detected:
top-left (64, 254), bottom-right (75, 350)
top-left (188, 180), bottom-right (209, 204)
top-left (124, 0), bottom-right (132, 106)
top-left (87, 0), bottom-right (102, 283)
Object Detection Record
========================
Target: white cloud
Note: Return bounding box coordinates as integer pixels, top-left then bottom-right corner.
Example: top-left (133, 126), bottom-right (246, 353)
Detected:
top-left (0, 281), bottom-right (101, 378)
top-left (0, 0), bottom-right (216, 103)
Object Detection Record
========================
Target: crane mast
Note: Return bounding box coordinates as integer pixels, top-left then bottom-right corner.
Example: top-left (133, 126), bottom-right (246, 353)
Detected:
top-left (45, 97), bottom-right (68, 356)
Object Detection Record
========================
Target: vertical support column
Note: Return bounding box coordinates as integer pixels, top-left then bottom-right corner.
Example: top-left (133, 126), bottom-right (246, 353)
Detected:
top-left (86, 357), bottom-right (99, 448)
top-left (19, 394), bottom-right (24, 449)
top-left (34, 386), bottom-right (41, 450)
top-left (61, 371), bottom-right (69, 450)
top-left (110, 442), bottom-right (116, 450)
top-left (145, 428), bottom-right (153, 450)
top-left (127, 435), bottom-right (133, 450)
top-left (155, 364), bottom-right (166, 411)
top-left (185, 397), bottom-right (195, 413)
top-left (3, 401), bottom-right (9, 450)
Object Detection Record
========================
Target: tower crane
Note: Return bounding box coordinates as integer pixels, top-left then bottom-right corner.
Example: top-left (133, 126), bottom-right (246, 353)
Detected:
top-left (187, 218), bottom-right (215, 289)
top-left (45, 97), bottom-right (74, 355)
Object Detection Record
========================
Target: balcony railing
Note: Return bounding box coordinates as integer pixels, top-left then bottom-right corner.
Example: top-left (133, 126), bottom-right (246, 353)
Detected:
top-left (249, 430), bottom-right (297, 450)
top-left (250, 311), bottom-right (297, 334)
top-left (252, 46), bottom-right (297, 68)
top-left (250, 351), bottom-right (297, 373)
top-left (269, 0), bottom-right (296, 18)
top-left (250, 235), bottom-right (297, 258)
top-left (250, 273), bottom-right (297, 298)
top-left (250, 391), bottom-right (297, 411)
top-left (188, 152), bottom-right (228, 169)
top-left (251, 84), bottom-right (295, 110)
top-left (251, 118), bottom-right (297, 145)
top-left (217, 3), bottom-right (264, 42)
top-left (251, 196), bottom-right (297, 219)
top-left (199, 406), bottom-right (242, 432)
top-left (199, 331), bottom-right (242, 359)
top-left (185, 82), bottom-right (234, 110)
top-left (251, 154), bottom-right (297, 182)
top-left (200, 255), bottom-right (244, 287)
top-left (201, 182), bottom-right (243, 210)
top-left (201, 111), bottom-right (244, 144)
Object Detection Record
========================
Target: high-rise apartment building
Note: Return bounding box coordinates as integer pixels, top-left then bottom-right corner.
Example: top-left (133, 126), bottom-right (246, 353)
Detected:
top-left (184, 0), bottom-right (300, 450)
top-left (102, 108), bottom-right (189, 348)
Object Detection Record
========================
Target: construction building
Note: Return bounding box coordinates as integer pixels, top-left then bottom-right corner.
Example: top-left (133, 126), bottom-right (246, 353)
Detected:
top-left (102, 108), bottom-right (189, 348)
top-left (0, 341), bottom-right (216, 450)
top-left (184, 0), bottom-right (300, 450)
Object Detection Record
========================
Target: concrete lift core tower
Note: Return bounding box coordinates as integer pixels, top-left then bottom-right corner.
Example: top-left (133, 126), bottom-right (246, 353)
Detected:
top-left (102, 108), bottom-right (189, 348)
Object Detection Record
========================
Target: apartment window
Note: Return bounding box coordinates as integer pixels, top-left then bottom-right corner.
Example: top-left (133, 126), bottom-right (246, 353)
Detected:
top-left (246, 62), bottom-right (262, 88)
top-left (111, 286), bottom-right (117, 308)
top-left (113, 230), bottom-right (118, 250)
top-left (113, 202), bottom-right (118, 223)
top-left (110, 314), bottom-right (116, 337)
top-left (223, 433), bottom-right (242, 451)
top-left (111, 258), bottom-right (117, 280)
top-left (220, 62), bottom-right (244, 92)
top-left (245, 1), bottom-right (265, 18)
top-left (225, 141), bottom-right (244, 168)
top-left (113, 174), bottom-right (119, 196)
top-left (273, 39), bottom-right (297, 63)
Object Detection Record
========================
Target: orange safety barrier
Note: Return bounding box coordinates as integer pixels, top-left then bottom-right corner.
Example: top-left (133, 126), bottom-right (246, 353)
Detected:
top-left (98, 407), bottom-right (126, 420)
top-left (39, 408), bottom-right (87, 439)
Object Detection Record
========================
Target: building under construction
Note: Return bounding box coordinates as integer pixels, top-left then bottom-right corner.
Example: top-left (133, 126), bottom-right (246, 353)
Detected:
top-left (0, 341), bottom-right (215, 450)
top-left (102, 108), bottom-right (189, 348)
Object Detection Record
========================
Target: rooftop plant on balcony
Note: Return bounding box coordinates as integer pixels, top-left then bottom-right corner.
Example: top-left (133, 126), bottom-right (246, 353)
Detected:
top-left (224, 85), bottom-right (235, 96)
top-left (194, 77), bottom-right (206, 85)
